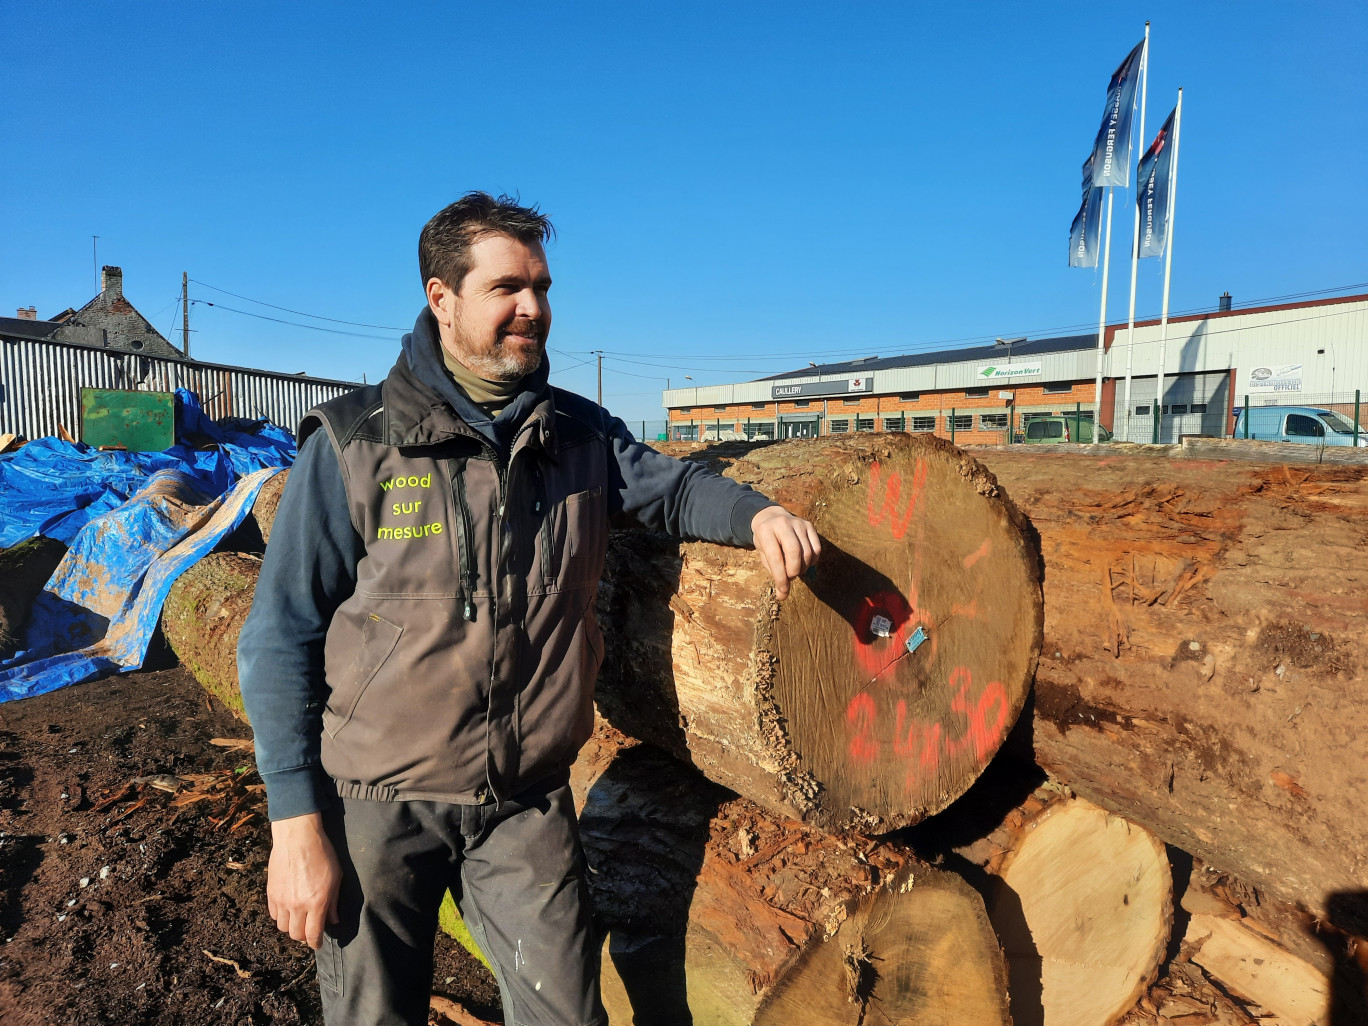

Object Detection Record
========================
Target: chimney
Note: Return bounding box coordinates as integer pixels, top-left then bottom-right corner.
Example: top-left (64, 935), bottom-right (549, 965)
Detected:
top-left (1218, 291), bottom-right (1232, 312)
top-left (16, 306), bottom-right (37, 320)
top-left (101, 265), bottom-right (124, 298)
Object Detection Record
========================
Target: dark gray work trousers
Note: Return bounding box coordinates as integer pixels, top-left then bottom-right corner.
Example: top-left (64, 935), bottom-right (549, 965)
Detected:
top-left (315, 776), bottom-right (607, 1026)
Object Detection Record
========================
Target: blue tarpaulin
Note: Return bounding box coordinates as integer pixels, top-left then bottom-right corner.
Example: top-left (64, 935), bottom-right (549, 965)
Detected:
top-left (0, 390), bottom-right (295, 702)
top-left (0, 390), bottom-right (294, 549)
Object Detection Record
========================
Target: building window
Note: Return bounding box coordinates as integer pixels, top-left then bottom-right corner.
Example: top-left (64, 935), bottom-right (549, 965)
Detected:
top-left (745, 422), bottom-right (775, 439)
top-left (713, 406), bottom-right (728, 412)
top-left (679, 407), bottom-right (692, 414)
top-left (883, 416), bottom-right (905, 432)
top-left (911, 416), bottom-right (936, 432)
top-left (829, 419), bottom-right (850, 433)
top-left (979, 413), bottom-right (1008, 430)
top-left (1043, 383), bottom-right (1072, 394)
top-left (793, 400), bottom-right (810, 408)
top-left (1169, 404), bottom-right (1188, 415)
top-left (1134, 405), bottom-right (1150, 416)
top-left (1190, 403), bottom-right (1207, 414)
top-left (950, 415), bottom-right (973, 431)
top-left (856, 418), bottom-right (875, 432)
top-left (899, 393), bottom-right (920, 402)
top-left (843, 399), bottom-right (861, 406)
top-left (674, 425), bottom-right (698, 441)
top-left (964, 388), bottom-right (989, 399)
top-left (1022, 412), bottom-right (1054, 423)
top-left (751, 403), bottom-right (767, 410)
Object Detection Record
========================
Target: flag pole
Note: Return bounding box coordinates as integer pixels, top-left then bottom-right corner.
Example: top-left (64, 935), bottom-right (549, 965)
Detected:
top-left (1092, 188), bottom-right (1115, 430)
top-left (1122, 22), bottom-right (1150, 438)
top-left (1152, 87), bottom-right (1183, 444)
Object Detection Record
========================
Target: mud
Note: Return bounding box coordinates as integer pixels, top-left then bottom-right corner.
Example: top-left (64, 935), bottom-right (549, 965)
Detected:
top-left (0, 665), bottom-right (501, 1025)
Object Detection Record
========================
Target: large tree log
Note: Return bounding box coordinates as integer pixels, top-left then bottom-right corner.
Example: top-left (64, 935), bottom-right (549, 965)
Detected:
top-left (972, 449), bottom-right (1368, 923)
top-left (571, 725), bottom-right (1010, 1026)
top-left (160, 552), bottom-right (260, 720)
top-left (597, 434), bottom-right (1044, 832)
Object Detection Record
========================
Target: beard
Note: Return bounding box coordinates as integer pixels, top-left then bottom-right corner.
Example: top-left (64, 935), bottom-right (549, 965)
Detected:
top-left (451, 316), bottom-right (547, 381)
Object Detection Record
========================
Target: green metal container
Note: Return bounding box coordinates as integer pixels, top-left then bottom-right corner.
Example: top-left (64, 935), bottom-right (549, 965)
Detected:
top-left (80, 388), bottom-right (176, 452)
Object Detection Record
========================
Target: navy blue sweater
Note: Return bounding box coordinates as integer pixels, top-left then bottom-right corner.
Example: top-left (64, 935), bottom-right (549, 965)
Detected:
top-left (237, 311), bottom-right (776, 820)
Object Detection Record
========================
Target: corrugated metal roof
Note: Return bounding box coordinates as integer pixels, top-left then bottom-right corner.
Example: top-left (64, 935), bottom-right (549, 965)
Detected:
top-left (756, 333), bottom-right (1098, 381)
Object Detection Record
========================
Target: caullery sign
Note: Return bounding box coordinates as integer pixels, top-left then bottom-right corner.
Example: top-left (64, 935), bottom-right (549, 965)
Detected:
top-left (771, 375), bottom-right (875, 400)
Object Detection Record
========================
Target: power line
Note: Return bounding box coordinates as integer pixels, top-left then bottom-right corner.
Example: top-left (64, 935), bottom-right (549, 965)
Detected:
top-left (190, 278), bottom-right (408, 331)
top-left (190, 300), bottom-right (399, 340)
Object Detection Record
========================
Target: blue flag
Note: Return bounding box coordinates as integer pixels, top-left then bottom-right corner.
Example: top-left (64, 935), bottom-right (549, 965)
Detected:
top-left (1137, 107), bottom-right (1177, 257)
top-left (1090, 39), bottom-right (1145, 187)
top-left (1069, 155), bottom-right (1104, 268)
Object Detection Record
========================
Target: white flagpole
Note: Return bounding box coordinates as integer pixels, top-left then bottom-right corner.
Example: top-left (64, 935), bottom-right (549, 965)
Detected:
top-left (1122, 23), bottom-right (1150, 438)
top-left (1153, 87), bottom-right (1183, 443)
top-left (1092, 188), bottom-right (1115, 431)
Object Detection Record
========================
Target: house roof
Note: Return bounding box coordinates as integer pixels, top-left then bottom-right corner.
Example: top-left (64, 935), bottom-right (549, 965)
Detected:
top-left (756, 333), bottom-right (1098, 381)
top-left (0, 317), bottom-right (63, 342)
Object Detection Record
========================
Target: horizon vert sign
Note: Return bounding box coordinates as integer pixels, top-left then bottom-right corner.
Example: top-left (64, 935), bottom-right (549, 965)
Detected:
top-left (975, 361), bottom-right (1043, 380)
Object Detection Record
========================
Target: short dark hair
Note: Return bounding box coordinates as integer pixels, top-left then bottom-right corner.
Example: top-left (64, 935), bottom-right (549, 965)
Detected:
top-left (419, 192), bottom-right (555, 293)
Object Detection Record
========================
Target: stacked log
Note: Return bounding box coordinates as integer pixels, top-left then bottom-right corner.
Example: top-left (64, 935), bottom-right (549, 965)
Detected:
top-left (158, 435), bottom-right (1368, 1020)
top-left (571, 725), bottom-right (1010, 1025)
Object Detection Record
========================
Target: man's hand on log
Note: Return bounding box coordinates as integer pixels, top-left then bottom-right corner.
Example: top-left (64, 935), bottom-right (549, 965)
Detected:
top-left (751, 506), bottom-right (821, 600)
top-left (267, 812), bottom-right (341, 950)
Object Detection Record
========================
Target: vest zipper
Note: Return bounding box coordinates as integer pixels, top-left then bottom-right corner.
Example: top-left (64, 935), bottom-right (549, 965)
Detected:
top-left (450, 464), bottom-right (477, 621)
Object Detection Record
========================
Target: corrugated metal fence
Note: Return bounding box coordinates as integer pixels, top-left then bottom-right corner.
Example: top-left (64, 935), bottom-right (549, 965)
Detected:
top-left (0, 336), bottom-right (358, 440)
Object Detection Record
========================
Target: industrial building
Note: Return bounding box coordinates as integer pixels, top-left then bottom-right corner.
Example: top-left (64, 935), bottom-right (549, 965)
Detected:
top-left (661, 291), bottom-right (1368, 444)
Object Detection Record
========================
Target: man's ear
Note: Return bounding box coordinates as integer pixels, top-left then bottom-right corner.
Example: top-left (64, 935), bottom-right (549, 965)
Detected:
top-left (426, 277), bottom-right (455, 329)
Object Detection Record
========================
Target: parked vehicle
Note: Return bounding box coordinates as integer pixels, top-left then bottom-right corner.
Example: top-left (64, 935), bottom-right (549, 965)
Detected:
top-left (1231, 406), bottom-right (1367, 447)
top-left (1017, 415), bottom-right (1112, 443)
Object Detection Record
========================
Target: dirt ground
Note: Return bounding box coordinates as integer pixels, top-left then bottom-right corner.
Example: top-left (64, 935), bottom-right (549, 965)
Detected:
top-left (0, 659), bottom-right (502, 1026)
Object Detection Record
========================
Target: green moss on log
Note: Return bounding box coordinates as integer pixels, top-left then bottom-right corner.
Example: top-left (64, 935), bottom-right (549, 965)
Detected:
top-left (161, 552), bottom-right (263, 722)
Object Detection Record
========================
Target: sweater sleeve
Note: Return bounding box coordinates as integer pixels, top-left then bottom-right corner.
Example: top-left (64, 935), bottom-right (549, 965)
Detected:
top-left (604, 416), bottom-right (776, 544)
top-left (236, 430), bottom-right (364, 821)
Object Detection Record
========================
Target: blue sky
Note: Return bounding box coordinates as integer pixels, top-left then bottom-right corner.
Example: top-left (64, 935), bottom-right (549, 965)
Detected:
top-left (4, 2), bottom-right (1365, 424)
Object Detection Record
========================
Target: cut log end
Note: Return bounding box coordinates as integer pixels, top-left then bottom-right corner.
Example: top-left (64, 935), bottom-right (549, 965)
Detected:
top-left (992, 798), bottom-right (1172, 1026)
top-left (754, 864), bottom-right (1010, 1026)
top-left (768, 435), bottom-right (1043, 830)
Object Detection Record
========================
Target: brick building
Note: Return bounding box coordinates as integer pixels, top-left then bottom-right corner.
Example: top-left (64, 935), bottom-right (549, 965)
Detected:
top-left (662, 291), bottom-right (1368, 444)
top-left (2, 266), bottom-right (183, 361)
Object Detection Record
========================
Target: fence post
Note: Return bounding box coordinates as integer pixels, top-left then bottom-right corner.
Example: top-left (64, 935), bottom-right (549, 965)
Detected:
top-left (1074, 401), bottom-right (1082, 442)
top-left (1355, 390), bottom-right (1361, 448)
top-left (1243, 395), bottom-right (1250, 438)
top-left (950, 407), bottom-right (956, 445)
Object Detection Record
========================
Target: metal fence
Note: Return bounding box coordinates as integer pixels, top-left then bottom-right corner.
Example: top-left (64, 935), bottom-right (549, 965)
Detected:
top-left (1110, 389), bottom-right (1366, 446)
top-left (0, 336), bottom-right (358, 441)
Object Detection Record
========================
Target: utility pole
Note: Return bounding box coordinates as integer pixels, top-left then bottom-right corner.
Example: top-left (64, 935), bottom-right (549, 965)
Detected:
top-left (595, 351), bottom-right (603, 405)
top-left (182, 272), bottom-right (191, 360)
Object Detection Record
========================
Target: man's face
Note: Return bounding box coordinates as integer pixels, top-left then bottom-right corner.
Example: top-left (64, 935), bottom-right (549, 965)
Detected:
top-left (428, 233), bottom-right (552, 381)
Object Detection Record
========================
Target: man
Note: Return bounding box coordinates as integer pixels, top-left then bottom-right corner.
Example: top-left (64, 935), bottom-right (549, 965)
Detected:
top-left (237, 193), bottom-right (820, 1026)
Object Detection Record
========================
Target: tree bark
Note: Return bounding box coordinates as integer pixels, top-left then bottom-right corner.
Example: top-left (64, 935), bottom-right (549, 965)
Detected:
top-left (597, 434), bottom-right (1044, 833)
top-left (571, 725), bottom-right (1010, 1026)
top-left (160, 552), bottom-right (260, 721)
top-left (973, 448), bottom-right (1368, 922)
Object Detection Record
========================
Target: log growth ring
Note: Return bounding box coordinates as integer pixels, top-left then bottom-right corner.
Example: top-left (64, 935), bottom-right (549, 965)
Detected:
top-left (763, 434), bottom-right (1043, 831)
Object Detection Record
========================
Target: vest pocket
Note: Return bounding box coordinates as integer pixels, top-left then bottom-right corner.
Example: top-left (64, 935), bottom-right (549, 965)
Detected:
top-left (323, 613), bottom-right (403, 738)
top-left (558, 486), bottom-right (607, 587)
